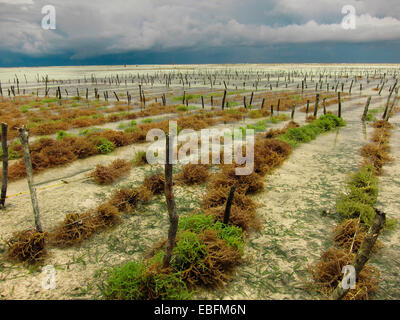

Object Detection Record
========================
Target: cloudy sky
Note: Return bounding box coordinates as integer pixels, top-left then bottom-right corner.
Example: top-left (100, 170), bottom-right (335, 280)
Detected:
top-left (0, 0), bottom-right (399, 66)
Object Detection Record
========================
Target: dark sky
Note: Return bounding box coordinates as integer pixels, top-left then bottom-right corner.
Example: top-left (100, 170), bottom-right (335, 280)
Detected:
top-left (1, 0), bottom-right (400, 67)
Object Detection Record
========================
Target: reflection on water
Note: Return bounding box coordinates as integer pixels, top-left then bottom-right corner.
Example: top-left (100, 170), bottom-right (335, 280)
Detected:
top-left (333, 128), bottom-right (340, 147)
top-left (362, 121), bottom-right (367, 140)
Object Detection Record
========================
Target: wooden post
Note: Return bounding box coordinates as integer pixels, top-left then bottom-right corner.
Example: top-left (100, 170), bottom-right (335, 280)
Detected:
top-left (249, 92), bottom-right (254, 106)
top-left (383, 82), bottom-right (397, 120)
top-left (142, 91), bottom-right (146, 108)
top-left (378, 83), bottom-right (384, 96)
top-left (313, 94), bottom-right (320, 117)
top-left (261, 98), bottom-right (265, 110)
top-left (163, 134), bottom-right (179, 268)
top-left (221, 90), bottom-right (227, 110)
top-left (385, 88), bottom-right (398, 121)
top-left (201, 96), bottom-right (204, 109)
top-left (291, 105), bottom-right (296, 120)
top-left (330, 209), bottom-right (386, 300)
top-left (18, 127), bottom-right (43, 233)
top-left (0, 123), bottom-right (8, 208)
top-left (361, 96), bottom-right (372, 122)
top-left (323, 98), bottom-right (327, 115)
top-left (223, 186), bottom-right (236, 225)
top-left (45, 76), bottom-right (48, 97)
top-left (338, 92), bottom-right (342, 118)
top-left (306, 100), bottom-right (310, 114)
top-left (277, 99), bottom-right (280, 114)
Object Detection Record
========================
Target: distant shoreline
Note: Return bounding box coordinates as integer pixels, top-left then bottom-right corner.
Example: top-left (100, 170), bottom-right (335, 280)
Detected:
top-left (1, 62), bottom-right (400, 69)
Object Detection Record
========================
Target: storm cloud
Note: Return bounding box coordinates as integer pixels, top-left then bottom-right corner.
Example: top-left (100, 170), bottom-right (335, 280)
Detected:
top-left (0, 0), bottom-right (399, 64)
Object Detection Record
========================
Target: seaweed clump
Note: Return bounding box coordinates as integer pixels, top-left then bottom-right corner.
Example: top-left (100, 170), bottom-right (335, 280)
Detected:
top-left (176, 164), bottom-right (209, 185)
top-left (143, 173), bottom-right (165, 195)
top-left (102, 260), bottom-right (192, 300)
top-left (6, 229), bottom-right (47, 264)
top-left (279, 114), bottom-right (346, 147)
top-left (309, 248), bottom-right (380, 300)
top-left (333, 218), bottom-right (382, 253)
top-left (336, 165), bottom-right (378, 226)
top-left (109, 186), bottom-right (152, 213)
top-left (49, 212), bottom-right (98, 247)
top-left (90, 159), bottom-right (132, 185)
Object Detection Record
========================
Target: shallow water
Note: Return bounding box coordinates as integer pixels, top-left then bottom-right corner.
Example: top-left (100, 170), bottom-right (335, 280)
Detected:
top-left (0, 72), bottom-right (398, 299)
top-left (202, 92), bottom-right (400, 300)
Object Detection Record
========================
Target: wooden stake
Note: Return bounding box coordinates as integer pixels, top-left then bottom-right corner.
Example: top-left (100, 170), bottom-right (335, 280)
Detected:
top-left (349, 80), bottom-right (354, 94)
top-left (313, 94), bottom-right (320, 117)
top-left (383, 82), bottom-right (397, 120)
top-left (361, 96), bottom-right (372, 122)
top-left (385, 88), bottom-right (398, 121)
top-left (223, 186), bottom-right (236, 225)
top-left (1, 123), bottom-right (8, 208)
top-left (221, 90), bottom-right (227, 110)
top-left (18, 127), bottom-right (43, 233)
top-left (163, 134), bottom-right (178, 268)
top-left (338, 92), bottom-right (342, 118)
top-left (113, 91), bottom-right (119, 102)
top-left (378, 83), bottom-right (384, 96)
